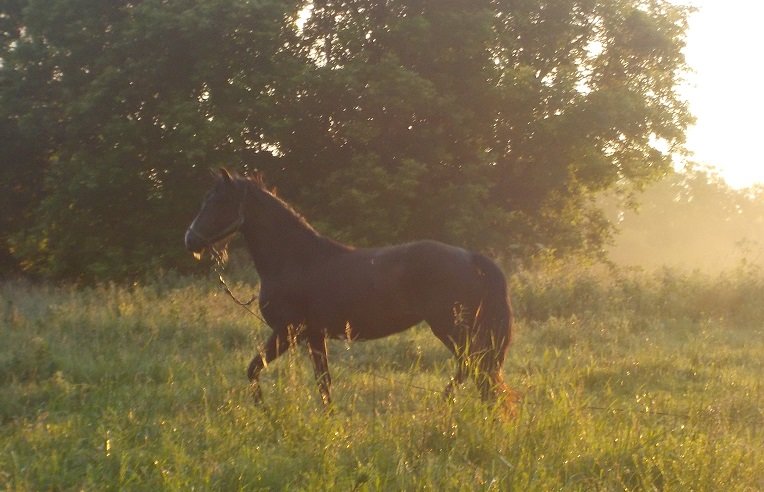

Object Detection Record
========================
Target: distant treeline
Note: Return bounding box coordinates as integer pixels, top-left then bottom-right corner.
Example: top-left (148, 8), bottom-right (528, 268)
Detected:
top-left (607, 166), bottom-right (764, 272)
top-left (1, 0), bottom-right (692, 280)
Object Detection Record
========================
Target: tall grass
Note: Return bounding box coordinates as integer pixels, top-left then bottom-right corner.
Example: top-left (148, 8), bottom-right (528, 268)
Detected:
top-left (1, 265), bottom-right (762, 490)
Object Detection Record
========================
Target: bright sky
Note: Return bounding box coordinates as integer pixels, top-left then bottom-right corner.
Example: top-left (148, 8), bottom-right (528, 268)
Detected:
top-left (677, 0), bottom-right (764, 188)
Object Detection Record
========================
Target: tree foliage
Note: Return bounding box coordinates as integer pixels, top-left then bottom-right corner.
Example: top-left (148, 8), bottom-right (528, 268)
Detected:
top-left (1, 0), bottom-right (300, 278)
top-left (0, 0), bottom-right (692, 280)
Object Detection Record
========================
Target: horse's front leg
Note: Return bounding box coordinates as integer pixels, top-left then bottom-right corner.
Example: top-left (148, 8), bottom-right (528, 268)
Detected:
top-left (247, 326), bottom-right (293, 404)
top-left (307, 332), bottom-right (332, 407)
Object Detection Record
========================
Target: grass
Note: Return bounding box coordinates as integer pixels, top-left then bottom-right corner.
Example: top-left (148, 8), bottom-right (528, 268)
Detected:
top-left (1, 266), bottom-right (763, 490)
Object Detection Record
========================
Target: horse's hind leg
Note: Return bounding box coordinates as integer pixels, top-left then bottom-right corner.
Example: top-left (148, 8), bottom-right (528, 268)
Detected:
top-left (475, 353), bottom-right (518, 419)
top-left (427, 317), bottom-right (468, 401)
top-left (443, 357), bottom-right (467, 401)
top-left (476, 368), bottom-right (508, 402)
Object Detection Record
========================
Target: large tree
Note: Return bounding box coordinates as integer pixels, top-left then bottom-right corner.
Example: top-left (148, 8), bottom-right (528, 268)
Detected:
top-left (0, 0), bottom-right (692, 279)
top-left (273, 0), bottom-right (692, 253)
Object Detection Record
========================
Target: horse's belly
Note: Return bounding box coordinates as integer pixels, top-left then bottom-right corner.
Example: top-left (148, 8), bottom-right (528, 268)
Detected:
top-left (321, 308), bottom-right (422, 341)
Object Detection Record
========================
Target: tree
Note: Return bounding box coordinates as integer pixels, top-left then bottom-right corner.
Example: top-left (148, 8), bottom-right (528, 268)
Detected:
top-left (1, 0), bottom-right (692, 280)
top-left (1, 0), bottom-right (301, 278)
top-left (269, 0), bottom-right (692, 257)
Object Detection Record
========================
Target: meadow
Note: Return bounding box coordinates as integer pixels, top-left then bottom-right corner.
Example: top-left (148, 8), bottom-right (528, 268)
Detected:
top-left (1, 263), bottom-right (763, 490)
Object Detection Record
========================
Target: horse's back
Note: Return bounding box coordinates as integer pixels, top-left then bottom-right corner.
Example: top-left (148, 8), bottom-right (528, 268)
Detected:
top-left (397, 239), bottom-right (486, 290)
top-left (336, 240), bottom-right (485, 312)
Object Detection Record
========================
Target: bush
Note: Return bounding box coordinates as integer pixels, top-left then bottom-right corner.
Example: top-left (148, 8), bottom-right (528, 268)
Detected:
top-left (510, 259), bottom-right (764, 328)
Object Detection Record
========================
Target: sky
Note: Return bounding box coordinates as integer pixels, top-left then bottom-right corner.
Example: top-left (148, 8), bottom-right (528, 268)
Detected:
top-left (677, 0), bottom-right (764, 188)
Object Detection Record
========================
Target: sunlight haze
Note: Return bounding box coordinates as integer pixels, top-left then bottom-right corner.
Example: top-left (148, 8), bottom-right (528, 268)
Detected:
top-left (677, 0), bottom-right (764, 188)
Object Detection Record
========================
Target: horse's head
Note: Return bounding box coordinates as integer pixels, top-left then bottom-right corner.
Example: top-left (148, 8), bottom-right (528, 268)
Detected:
top-left (185, 168), bottom-right (246, 260)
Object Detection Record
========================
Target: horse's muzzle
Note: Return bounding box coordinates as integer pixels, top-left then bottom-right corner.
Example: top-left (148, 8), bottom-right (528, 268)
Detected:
top-left (184, 228), bottom-right (206, 259)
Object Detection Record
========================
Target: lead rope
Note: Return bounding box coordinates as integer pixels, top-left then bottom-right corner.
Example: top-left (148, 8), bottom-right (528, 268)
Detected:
top-left (204, 183), bottom-right (267, 324)
top-left (212, 248), bottom-right (267, 324)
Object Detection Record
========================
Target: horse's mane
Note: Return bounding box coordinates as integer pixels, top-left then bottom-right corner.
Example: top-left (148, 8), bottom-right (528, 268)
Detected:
top-left (238, 172), bottom-right (321, 237)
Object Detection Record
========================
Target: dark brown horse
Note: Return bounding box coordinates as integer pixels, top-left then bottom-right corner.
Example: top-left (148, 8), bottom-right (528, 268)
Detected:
top-left (185, 169), bottom-right (514, 412)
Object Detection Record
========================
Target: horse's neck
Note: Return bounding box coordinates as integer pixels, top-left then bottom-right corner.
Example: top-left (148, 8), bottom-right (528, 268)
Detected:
top-left (240, 192), bottom-right (346, 278)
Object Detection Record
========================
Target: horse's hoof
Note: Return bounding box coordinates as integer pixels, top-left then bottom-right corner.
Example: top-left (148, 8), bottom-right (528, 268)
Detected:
top-left (321, 401), bottom-right (334, 415)
top-left (251, 383), bottom-right (264, 406)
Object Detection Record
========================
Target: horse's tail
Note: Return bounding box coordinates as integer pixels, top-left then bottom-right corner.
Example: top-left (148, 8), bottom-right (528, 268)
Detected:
top-left (471, 253), bottom-right (513, 369)
top-left (471, 253), bottom-right (517, 416)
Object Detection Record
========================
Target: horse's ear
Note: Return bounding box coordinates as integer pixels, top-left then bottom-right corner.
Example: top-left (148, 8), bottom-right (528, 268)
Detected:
top-left (219, 168), bottom-right (233, 182)
top-left (252, 170), bottom-right (265, 187)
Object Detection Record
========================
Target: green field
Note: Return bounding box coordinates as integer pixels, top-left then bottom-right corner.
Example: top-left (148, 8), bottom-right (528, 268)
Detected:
top-left (1, 266), bottom-right (763, 490)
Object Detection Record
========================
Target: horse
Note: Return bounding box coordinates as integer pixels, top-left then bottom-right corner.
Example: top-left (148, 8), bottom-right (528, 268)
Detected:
top-left (185, 169), bottom-right (514, 414)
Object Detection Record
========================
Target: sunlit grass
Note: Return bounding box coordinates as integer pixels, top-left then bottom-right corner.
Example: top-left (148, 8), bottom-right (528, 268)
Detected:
top-left (1, 267), bottom-right (763, 490)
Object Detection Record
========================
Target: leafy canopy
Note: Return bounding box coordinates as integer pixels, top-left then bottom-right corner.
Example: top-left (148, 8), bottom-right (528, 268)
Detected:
top-left (0, 0), bottom-right (692, 279)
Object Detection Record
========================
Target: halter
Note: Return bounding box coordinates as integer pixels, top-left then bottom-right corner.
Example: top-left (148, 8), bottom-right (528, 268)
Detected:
top-left (188, 182), bottom-right (267, 322)
top-left (186, 184), bottom-right (248, 248)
